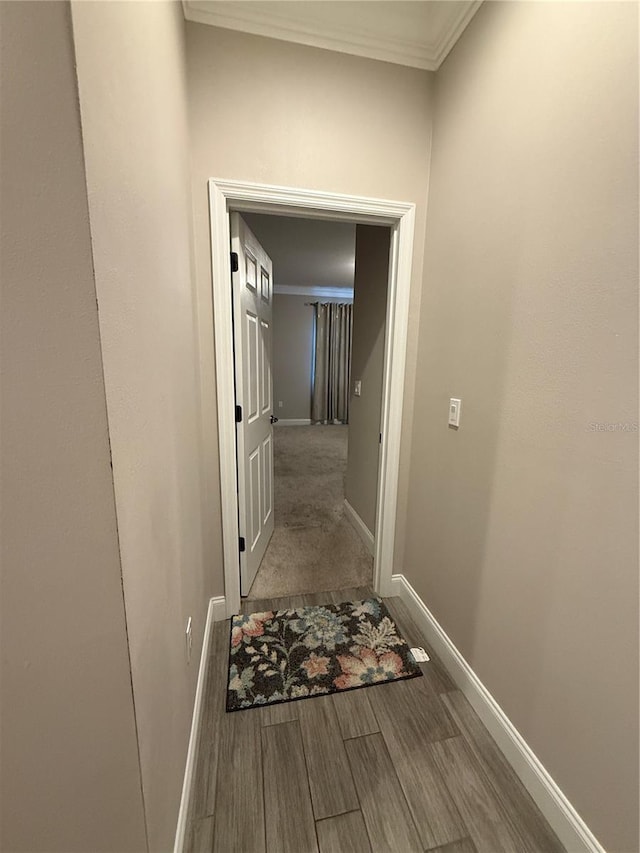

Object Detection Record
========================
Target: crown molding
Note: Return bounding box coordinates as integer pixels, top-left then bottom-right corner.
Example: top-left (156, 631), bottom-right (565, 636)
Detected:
top-left (183, 2), bottom-right (482, 71)
top-left (433, 1), bottom-right (483, 67)
top-left (274, 284), bottom-right (354, 299)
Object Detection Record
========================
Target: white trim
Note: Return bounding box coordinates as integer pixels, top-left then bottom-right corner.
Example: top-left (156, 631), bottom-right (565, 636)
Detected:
top-left (433, 1), bottom-right (484, 67)
top-left (208, 179), bottom-right (415, 617)
top-left (343, 499), bottom-right (375, 557)
top-left (390, 574), bottom-right (606, 853)
top-left (183, 1), bottom-right (482, 72)
top-left (274, 284), bottom-right (354, 300)
top-left (173, 597), bottom-right (218, 853)
top-left (275, 418), bottom-right (311, 427)
top-left (210, 595), bottom-right (227, 622)
top-left (373, 209), bottom-right (414, 598)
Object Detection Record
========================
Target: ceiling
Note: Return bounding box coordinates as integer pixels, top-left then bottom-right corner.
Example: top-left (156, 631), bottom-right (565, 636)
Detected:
top-left (183, 1), bottom-right (482, 71)
top-left (242, 214), bottom-right (356, 293)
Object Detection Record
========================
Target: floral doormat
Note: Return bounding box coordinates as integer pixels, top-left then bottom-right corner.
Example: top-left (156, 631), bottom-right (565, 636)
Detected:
top-left (226, 598), bottom-right (422, 712)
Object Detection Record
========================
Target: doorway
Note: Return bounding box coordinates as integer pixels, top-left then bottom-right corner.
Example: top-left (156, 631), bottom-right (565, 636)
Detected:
top-left (208, 179), bottom-right (415, 617)
top-left (237, 212), bottom-right (386, 600)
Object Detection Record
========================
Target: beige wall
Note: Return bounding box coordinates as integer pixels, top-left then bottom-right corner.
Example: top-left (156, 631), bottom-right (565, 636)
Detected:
top-left (346, 225), bottom-right (390, 533)
top-left (0, 3), bottom-right (146, 851)
top-left (186, 23), bottom-right (434, 594)
top-left (405, 3), bottom-right (639, 851)
top-left (274, 295), bottom-right (314, 420)
top-left (70, 2), bottom-right (210, 849)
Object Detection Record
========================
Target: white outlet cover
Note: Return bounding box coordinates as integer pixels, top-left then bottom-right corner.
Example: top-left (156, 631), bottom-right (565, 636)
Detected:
top-left (410, 647), bottom-right (430, 662)
top-left (448, 398), bottom-right (462, 428)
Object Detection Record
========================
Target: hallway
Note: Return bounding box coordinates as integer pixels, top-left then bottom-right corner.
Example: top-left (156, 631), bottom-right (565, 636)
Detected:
top-left (247, 425), bottom-right (373, 600)
top-left (4, 3), bottom-right (637, 851)
top-left (185, 589), bottom-right (564, 853)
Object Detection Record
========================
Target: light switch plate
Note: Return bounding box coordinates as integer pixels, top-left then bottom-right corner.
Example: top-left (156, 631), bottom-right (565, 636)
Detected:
top-left (354, 380), bottom-right (362, 397)
top-left (448, 398), bottom-right (462, 428)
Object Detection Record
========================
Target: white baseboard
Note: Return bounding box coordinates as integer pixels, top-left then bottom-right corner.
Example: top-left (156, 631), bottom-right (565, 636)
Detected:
top-left (343, 499), bottom-right (375, 556)
top-left (211, 595), bottom-right (227, 622)
top-left (275, 418), bottom-right (311, 426)
top-left (390, 574), bottom-right (605, 853)
top-left (173, 596), bottom-right (219, 853)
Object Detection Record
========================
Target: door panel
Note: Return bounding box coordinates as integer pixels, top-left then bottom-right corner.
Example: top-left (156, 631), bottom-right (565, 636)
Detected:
top-left (246, 311), bottom-right (259, 422)
top-left (246, 252), bottom-right (257, 289)
top-left (261, 265), bottom-right (271, 302)
top-left (231, 213), bottom-right (275, 595)
top-left (248, 448), bottom-right (261, 550)
top-left (262, 434), bottom-right (273, 525)
top-left (260, 319), bottom-right (271, 414)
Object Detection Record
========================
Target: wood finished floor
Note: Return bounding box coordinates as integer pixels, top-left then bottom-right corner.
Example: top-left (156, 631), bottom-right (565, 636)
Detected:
top-left (185, 588), bottom-right (565, 853)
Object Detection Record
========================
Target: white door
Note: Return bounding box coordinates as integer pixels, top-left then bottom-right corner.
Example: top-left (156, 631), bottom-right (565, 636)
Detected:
top-left (230, 213), bottom-right (275, 595)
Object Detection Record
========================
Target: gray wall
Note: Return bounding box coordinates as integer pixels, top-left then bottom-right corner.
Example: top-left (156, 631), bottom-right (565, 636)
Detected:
top-left (0, 3), bottom-right (146, 850)
top-left (273, 295), bottom-right (314, 419)
top-left (404, 4), bottom-right (639, 850)
top-left (243, 214), bottom-right (356, 289)
top-left (345, 226), bottom-right (390, 533)
top-left (186, 22), bottom-right (434, 593)
top-left (70, 2), bottom-right (210, 849)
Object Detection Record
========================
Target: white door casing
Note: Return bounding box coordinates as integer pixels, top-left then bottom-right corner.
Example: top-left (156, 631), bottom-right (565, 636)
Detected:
top-left (208, 180), bottom-right (415, 617)
top-left (230, 213), bottom-right (275, 595)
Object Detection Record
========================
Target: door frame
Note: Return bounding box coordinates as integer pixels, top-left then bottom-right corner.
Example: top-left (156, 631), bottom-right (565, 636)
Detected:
top-left (208, 178), bottom-right (415, 617)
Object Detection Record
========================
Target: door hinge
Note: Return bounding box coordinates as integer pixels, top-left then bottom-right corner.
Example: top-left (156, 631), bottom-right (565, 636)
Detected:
top-left (235, 405), bottom-right (242, 423)
top-left (230, 251), bottom-right (239, 273)
top-left (379, 432), bottom-right (382, 444)
top-left (239, 536), bottom-right (246, 553)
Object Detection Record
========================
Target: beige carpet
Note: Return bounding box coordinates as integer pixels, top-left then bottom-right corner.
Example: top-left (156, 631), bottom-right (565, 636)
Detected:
top-left (246, 425), bottom-right (374, 600)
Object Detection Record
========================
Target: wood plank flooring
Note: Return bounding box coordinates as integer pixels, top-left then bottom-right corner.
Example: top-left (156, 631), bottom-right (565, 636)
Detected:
top-left (185, 588), bottom-right (565, 853)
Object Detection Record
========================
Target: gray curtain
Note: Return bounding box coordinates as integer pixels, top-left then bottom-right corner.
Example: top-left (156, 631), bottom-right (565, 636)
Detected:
top-left (311, 302), bottom-right (353, 424)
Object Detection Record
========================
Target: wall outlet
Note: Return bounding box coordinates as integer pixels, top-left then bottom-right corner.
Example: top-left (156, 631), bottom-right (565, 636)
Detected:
top-left (278, 400), bottom-right (283, 408)
top-left (185, 617), bottom-right (193, 664)
top-left (448, 398), bottom-right (462, 428)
